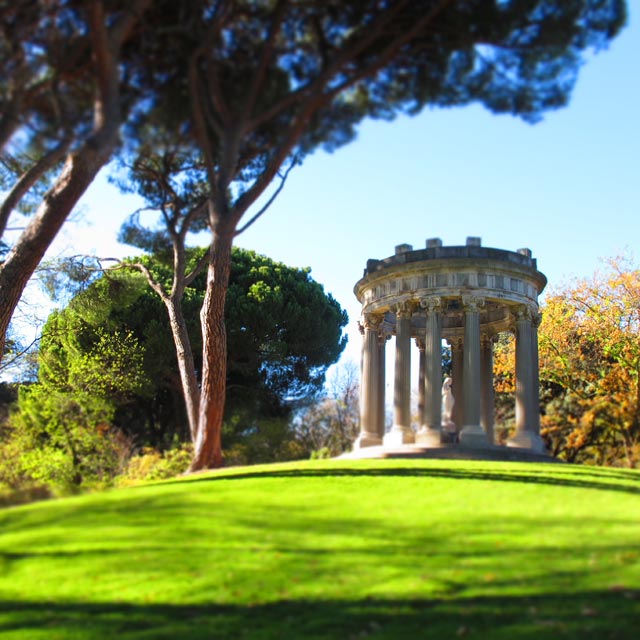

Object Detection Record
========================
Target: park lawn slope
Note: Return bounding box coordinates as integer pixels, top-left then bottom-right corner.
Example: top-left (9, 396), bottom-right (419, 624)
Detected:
top-left (0, 458), bottom-right (639, 639)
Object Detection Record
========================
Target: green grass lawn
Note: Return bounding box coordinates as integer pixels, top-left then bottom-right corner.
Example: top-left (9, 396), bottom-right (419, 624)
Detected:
top-left (0, 458), bottom-right (639, 639)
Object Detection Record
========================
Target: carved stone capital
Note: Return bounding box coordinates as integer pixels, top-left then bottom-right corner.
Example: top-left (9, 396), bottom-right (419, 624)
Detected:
top-left (480, 332), bottom-right (498, 348)
top-left (462, 295), bottom-right (485, 313)
top-left (514, 303), bottom-right (535, 323)
top-left (415, 338), bottom-right (426, 351)
top-left (360, 312), bottom-right (383, 331)
top-left (419, 296), bottom-right (442, 313)
top-left (394, 300), bottom-right (415, 319)
top-left (532, 310), bottom-right (543, 329)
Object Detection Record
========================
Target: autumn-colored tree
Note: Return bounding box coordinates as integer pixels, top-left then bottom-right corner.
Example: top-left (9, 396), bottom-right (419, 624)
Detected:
top-left (538, 256), bottom-right (640, 467)
top-left (491, 257), bottom-right (640, 466)
top-left (491, 333), bottom-right (516, 443)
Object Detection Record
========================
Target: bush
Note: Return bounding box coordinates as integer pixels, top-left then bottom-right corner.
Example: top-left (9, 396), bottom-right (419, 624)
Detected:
top-left (0, 484), bottom-right (52, 508)
top-left (310, 447), bottom-right (332, 460)
top-left (0, 435), bottom-right (53, 506)
top-left (117, 444), bottom-right (193, 485)
top-left (10, 384), bottom-right (138, 492)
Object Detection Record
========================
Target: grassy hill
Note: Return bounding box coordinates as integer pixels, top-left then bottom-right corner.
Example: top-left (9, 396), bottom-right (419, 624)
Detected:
top-left (0, 458), bottom-right (639, 639)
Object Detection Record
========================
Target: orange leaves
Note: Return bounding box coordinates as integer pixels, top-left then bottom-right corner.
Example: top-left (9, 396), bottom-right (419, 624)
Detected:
top-left (537, 253), bottom-right (640, 466)
top-left (493, 333), bottom-right (515, 394)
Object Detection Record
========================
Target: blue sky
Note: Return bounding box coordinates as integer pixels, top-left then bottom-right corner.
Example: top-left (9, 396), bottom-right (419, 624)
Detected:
top-left (50, 10), bottom-right (639, 368)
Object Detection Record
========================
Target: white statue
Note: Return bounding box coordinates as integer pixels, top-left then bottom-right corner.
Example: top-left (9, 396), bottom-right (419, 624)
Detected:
top-left (441, 377), bottom-right (458, 442)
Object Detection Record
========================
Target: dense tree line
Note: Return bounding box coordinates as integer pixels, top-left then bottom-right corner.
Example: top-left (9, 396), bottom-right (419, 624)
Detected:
top-left (1, 1), bottom-right (628, 470)
top-left (0, 247), bottom-right (347, 494)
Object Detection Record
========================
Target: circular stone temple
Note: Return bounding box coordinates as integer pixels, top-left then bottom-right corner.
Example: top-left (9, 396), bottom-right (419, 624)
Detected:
top-left (353, 237), bottom-right (547, 454)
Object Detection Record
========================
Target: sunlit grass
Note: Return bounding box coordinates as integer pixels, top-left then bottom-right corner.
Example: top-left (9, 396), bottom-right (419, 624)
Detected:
top-left (1, 458), bottom-right (639, 639)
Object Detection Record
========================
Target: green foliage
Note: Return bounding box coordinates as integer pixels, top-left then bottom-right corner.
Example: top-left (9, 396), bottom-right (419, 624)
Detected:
top-left (6, 317), bottom-right (147, 492)
top-left (12, 386), bottom-right (134, 493)
top-left (3, 247), bottom-right (347, 492)
top-left (222, 416), bottom-right (305, 466)
top-left (0, 459), bottom-right (639, 638)
top-left (0, 428), bottom-right (37, 496)
top-left (226, 248), bottom-right (348, 407)
top-left (127, 1), bottom-right (627, 191)
top-left (33, 248), bottom-right (347, 453)
top-left (222, 251), bottom-right (348, 463)
top-left (309, 447), bottom-right (332, 460)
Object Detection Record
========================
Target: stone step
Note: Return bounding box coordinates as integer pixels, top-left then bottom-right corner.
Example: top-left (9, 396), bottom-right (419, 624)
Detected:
top-left (337, 444), bottom-right (563, 464)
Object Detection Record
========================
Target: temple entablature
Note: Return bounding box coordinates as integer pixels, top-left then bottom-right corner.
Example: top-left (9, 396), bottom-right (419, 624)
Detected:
top-left (355, 238), bottom-right (546, 337)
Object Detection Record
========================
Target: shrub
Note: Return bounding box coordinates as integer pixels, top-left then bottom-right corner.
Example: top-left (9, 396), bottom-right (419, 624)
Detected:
top-left (117, 444), bottom-right (193, 485)
top-left (310, 447), bottom-right (332, 460)
top-left (0, 435), bottom-right (53, 506)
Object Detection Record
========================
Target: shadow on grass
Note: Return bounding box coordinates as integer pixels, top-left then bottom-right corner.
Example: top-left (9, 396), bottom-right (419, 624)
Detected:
top-left (0, 591), bottom-right (638, 640)
top-left (170, 466), bottom-right (640, 496)
top-left (538, 466), bottom-right (640, 484)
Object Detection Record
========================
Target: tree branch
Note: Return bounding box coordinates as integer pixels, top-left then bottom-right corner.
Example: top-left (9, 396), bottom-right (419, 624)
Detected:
top-left (184, 246), bottom-right (211, 287)
top-left (178, 199), bottom-right (209, 241)
top-left (118, 259), bottom-right (170, 303)
top-left (86, 2), bottom-right (119, 129)
top-left (0, 332), bottom-right (42, 375)
top-left (235, 0), bottom-right (455, 220)
top-left (189, 48), bottom-right (220, 191)
top-left (110, 0), bottom-right (153, 49)
top-left (0, 138), bottom-right (71, 238)
top-left (320, 0), bottom-right (457, 106)
top-left (239, 0), bottom-right (289, 126)
top-left (235, 155), bottom-right (297, 236)
top-left (245, 0), bottom-right (419, 132)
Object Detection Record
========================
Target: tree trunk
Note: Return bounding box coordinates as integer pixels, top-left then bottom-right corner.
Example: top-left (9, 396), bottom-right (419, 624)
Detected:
top-left (190, 229), bottom-right (233, 471)
top-left (0, 141), bottom-right (116, 361)
top-left (0, 138), bottom-right (71, 237)
top-left (165, 299), bottom-right (201, 442)
top-left (0, 0), bottom-right (151, 364)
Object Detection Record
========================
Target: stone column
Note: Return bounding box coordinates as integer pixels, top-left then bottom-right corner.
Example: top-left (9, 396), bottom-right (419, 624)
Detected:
top-left (530, 312), bottom-right (542, 437)
top-left (376, 330), bottom-right (388, 440)
top-left (354, 313), bottom-right (383, 449)
top-left (508, 306), bottom-right (545, 452)
top-left (416, 338), bottom-right (426, 424)
top-left (480, 334), bottom-right (496, 445)
top-left (511, 305), bottom-right (532, 442)
top-left (385, 302), bottom-right (415, 445)
top-left (450, 337), bottom-right (464, 429)
top-left (460, 295), bottom-right (488, 447)
top-left (417, 297), bottom-right (443, 445)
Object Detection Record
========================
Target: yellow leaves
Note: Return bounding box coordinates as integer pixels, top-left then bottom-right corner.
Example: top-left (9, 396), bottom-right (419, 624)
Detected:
top-left (537, 254), bottom-right (640, 465)
top-left (566, 428), bottom-right (589, 450)
top-left (493, 334), bottom-right (515, 393)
